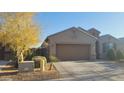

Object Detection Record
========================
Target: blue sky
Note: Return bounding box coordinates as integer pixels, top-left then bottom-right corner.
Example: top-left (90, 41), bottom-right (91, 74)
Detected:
top-left (34, 12), bottom-right (124, 41)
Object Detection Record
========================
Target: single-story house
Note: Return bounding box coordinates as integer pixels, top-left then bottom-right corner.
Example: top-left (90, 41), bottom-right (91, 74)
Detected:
top-left (0, 26), bottom-right (124, 61)
top-left (42, 27), bottom-right (124, 61)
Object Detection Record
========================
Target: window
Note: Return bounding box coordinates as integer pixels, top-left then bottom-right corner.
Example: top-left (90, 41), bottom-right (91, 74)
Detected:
top-left (108, 43), bottom-right (113, 49)
top-left (102, 43), bottom-right (116, 53)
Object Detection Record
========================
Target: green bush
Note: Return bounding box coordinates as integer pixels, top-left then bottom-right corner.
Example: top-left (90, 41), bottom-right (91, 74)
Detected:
top-left (49, 56), bottom-right (59, 62)
top-left (107, 49), bottom-right (116, 60)
top-left (116, 50), bottom-right (124, 60)
top-left (25, 50), bottom-right (36, 60)
top-left (32, 56), bottom-right (47, 68)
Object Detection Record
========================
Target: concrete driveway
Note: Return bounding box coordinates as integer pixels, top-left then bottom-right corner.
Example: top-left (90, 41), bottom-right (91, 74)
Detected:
top-left (54, 61), bottom-right (124, 81)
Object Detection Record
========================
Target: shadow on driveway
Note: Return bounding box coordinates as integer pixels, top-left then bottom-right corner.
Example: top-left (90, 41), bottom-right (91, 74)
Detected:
top-left (54, 61), bottom-right (124, 81)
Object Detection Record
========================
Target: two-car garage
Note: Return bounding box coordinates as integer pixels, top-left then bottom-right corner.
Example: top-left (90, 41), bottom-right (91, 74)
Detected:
top-left (46, 27), bottom-right (97, 61)
top-left (56, 44), bottom-right (90, 61)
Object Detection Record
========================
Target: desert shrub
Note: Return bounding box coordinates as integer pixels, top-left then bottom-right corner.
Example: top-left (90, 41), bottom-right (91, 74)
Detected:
top-left (106, 49), bottom-right (116, 60)
top-left (49, 56), bottom-right (59, 62)
top-left (116, 50), bottom-right (124, 60)
top-left (49, 56), bottom-right (59, 70)
top-left (32, 56), bottom-right (47, 68)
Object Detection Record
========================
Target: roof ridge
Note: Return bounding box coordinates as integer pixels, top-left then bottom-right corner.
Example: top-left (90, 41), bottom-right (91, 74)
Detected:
top-left (100, 34), bottom-right (118, 40)
top-left (47, 26), bottom-right (76, 38)
top-left (47, 26), bottom-right (98, 40)
top-left (77, 27), bottom-right (97, 39)
top-left (88, 28), bottom-right (101, 33)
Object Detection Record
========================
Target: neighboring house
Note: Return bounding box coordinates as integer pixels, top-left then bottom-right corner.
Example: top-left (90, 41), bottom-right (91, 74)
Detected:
top-left (41, 27), bottom-right (124, 61)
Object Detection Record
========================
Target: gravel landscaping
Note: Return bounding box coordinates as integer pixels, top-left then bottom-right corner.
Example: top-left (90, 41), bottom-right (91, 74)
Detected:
top-left (0, 64), bottom-right (59, 81)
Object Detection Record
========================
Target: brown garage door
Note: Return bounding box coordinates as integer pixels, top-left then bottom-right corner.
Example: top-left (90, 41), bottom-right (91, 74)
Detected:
top-left (56, 44), bottom-right (90, 61)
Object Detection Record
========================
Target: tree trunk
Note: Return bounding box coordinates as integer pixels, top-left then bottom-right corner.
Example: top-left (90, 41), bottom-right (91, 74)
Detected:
top-left (20, 52), bottom-right (24, 63)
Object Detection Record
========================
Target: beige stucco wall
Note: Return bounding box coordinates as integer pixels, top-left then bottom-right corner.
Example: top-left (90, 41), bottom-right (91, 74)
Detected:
top-left (48, 28), bottom-right (97, 60)
top-left (118, 39), bottom-right (124, 54)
